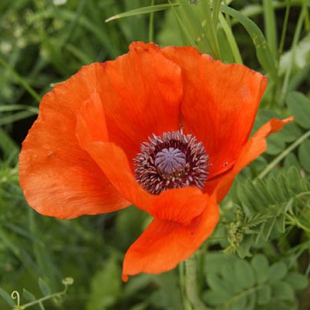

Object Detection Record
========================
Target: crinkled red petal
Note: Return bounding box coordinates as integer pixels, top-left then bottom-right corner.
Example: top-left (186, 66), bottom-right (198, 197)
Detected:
top-left (159, 46), bottom-right (267, 179)
top-left (19, 64), bottom-right (129, 218)
top-left (122, 194), bottom-right (219, 281)
top-left (205, 117), bottom-right (294, 202)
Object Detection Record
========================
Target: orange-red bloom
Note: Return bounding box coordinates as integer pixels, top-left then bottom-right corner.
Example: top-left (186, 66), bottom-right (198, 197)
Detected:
top-left (19, 42), bottom-right (292, 281)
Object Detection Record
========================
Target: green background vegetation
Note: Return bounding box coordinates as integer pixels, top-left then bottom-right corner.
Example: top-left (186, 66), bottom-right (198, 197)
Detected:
top-left (0, 0), bottom-right (310, 309)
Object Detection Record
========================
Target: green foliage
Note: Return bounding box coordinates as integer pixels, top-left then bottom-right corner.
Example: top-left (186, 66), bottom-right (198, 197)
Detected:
top-left (225, 167), bottom-right (310, 257)
top-left (1, 0), bottom-right (310, 309)
top-left (221, 4), bottom-right (277, 81)
top-left (86, 265), bottom-right (184, 310)
top-left (105, 3), bottom-right (178, 23)
top-left (287, 91), bottom-right (310, 130)
top-left (203, 253), bottom-right (308, 310)
top-left (0, 277), bottom-right (73, 309)
top-left (86, 258), bottom-right (121, 310)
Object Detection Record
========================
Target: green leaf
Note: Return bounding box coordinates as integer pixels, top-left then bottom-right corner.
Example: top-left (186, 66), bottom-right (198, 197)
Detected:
top-left (267, 262), bottom-right (287, 282)
top-left (206, 273), bottom-right (234, 301)
top-left (237, 180), bottom-right (267, 213)
top-left (279, 33), bottom-right (310, 76)
top-left (220, 4), bottom-right (277, 81)
top-left (261, 215), bottom-right (277, 240)
top-left (234, 259), bottom-right (255, 289)
top-left (236, 234), bottom-right (254, 258)
top-left (115, 206), bottom-right (149, 250)
top-left (221, 263), bottom-right (240, 294)
top-left (203, 252), bottom-right (304, 310)
top-left (284, 153), bottom-right (300, 170)
top-left (267, 177), bottom-right (286, 203)
top-left (158, 9), bottom-right (183, 46)
top-left (86, 258), bottom-right (121, 310)
top-left (257, 285), bottom-right (271, 305)
top-left (254, 179), bottom-right (276, 206)
top-left (0, 104), bottom-right (38, 113)
top-left (172, 0), bottom-right (216, 54)
top-left (273, 213), bottom-right (286, 234)
top-left (150, 272), bottom-right (183, 310)
top-left (0, 110), bottom-right (36, 126)
top-left (129, 302), bottom-right (150, 310)
top-left (105, 3), bottom-right (178, 22)
top-left (285, 272), bottom-right (309, 290)
top-left (205, 253), bottom-right (235, 274)
top-left (232, 167), bottom-right (310, 254)
top-left (286, 91), bottom-right (310, 129)
top-left (266, 299), bottom-right (296, 310)
top-left (246, 290), bottom-right (256, 310)
top-left (204, 290), bottom-right (231, 306)
top-left (218, 12), bottom-right (243, 63)
top-left (298, 138), bottom-right (310, 173)
top-left (263, 0), bottom-right (277, 57)
top-left (287, 166), bottom-right (308, 193)
top-left (23, 289), bottom-right (36, 302)
top-left (278, 121), bottom-right (303, 143)
top-left (124, 274), bottom-right (153, 296)
top-left (228, 293), bottom-right (248, 310)
top-left (0, 288), bottom-right (15, 307)
top-left (0, 128), bottom-right (18, 163)
top-left (265, 134), bottom-right (286, 155)
top-left (0, 54), bottom-right (41, 102)
top-left (38, 278), bottom-right (51, 296)
top-left (256, 109), bottom-right (299, 144)
top-left (251, 254), bottom-right (269, 284)
top-left (275, 174), bottom-right (292, 201)
top-left (271, 281), bottom-right (295, 301)
top-left (236, 183), bottom-right (254, 212)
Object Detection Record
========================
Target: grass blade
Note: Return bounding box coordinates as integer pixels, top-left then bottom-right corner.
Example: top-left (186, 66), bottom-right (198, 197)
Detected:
top-left (105, 3), bottom-right (178, 22)
top-left (221, 4), bottom-right (277, 81)
top-left (263, 0), bottom-right (278, 57)
top-left (218, 12), bottom-right (243, 64)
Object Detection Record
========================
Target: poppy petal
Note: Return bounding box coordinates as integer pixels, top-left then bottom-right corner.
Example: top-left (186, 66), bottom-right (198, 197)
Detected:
top-left (149, 188), bottom-right (208, 225)
top-left (76, 96), bottom-right (207, 224)
top-left (76, 139), bottom-right (154, 212)
top-left (99, 42), bottom-right (183, 167)
top-left (19, 65), bottom-right (129, 219)
top-left (76, 99), bottom-right (207, 223)
top-left (122, 195), bottom-right (219, 281)
top-left (79, 139), bottom-right (209, 224)
top-left (75, 92), bottom-right (109, 146)
top-left (74, 89), bottom-right (154, 211)
top-left (205, 117), bottom-right (294, 202)
top-left (160, 46), bottom-right (267, 178)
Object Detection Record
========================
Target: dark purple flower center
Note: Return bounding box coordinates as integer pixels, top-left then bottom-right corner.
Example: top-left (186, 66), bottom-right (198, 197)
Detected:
top-left (155, 147), bottom-right (186, 175)
top-left (134, 130), bottom-right (209, 195)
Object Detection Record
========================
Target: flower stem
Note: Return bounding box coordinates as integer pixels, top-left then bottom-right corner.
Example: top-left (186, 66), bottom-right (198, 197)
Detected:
top-left (184, 256), bottom-right (209, 310)
top-left (179, 262), bottom-right (192, 310)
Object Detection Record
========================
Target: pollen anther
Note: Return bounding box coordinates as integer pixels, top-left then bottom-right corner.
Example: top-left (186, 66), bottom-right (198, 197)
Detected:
top-left (134, 129), bottom-right (209, 195)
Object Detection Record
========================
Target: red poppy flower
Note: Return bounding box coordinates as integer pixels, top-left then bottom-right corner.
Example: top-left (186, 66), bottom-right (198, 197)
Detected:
top-left (19, 42), bottom-right (292, 281)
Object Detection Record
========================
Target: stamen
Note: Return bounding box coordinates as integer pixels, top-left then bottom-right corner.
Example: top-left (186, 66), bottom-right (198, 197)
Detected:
top-left (134, 129), bottom-right (209, 195)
